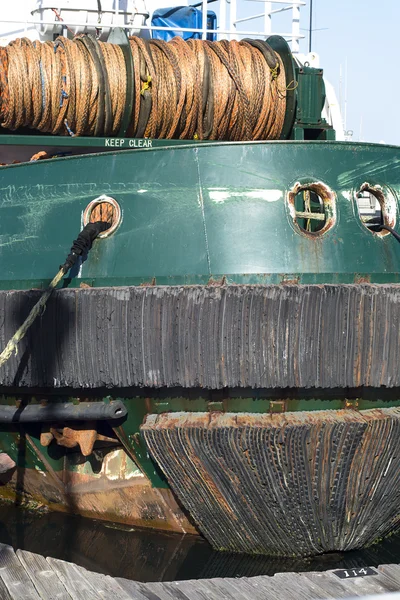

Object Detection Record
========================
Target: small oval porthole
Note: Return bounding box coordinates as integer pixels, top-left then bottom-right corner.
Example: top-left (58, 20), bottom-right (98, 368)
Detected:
top-left (288, 181), bottom-right (336, 236)
top-left (355, 183), bottom-right (395, 237)
top-left (83, 195), bottom-right (121, 238)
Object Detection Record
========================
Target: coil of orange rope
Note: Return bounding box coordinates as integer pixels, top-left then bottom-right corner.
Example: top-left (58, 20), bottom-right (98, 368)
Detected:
top-left (0, 36), bottom-right (287, 141)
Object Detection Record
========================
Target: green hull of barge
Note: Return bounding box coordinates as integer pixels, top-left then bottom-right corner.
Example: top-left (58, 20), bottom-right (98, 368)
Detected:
top-left (0, 139), bottom-right (399, 556)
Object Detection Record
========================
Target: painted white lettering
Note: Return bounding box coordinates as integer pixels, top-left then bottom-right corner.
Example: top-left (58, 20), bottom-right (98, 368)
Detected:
top-left (105, 139), bottom-right (110, 146)
top-left (127, 138), bottom-right (153, 148)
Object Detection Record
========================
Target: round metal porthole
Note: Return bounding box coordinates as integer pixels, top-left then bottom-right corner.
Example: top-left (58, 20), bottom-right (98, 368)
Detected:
top-left (287, 181), bottom-right (336, 236)
top-left (355, 183), bottom-right (396, 237)
top-left (83, 195), bottom-right (121, 238)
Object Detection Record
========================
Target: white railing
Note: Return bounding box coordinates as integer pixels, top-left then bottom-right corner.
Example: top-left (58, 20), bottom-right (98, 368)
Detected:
top-left (228, 0), bottom-right (305, 50)
top-left (0, 0), bottom-right (305, 52)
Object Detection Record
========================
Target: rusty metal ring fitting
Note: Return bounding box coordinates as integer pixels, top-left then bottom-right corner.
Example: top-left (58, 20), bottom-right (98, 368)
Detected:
top-left (83, 195), bottom-right (122, 238)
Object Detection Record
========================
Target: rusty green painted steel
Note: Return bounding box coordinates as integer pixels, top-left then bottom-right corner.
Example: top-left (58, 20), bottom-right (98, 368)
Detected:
top-left (1, 394), bottom-right (400, 490)
top-left (0, 138), bottom-right (399, 543)
top-left (111, 398), bottom-right (169, 488)
top-left (0, 140), bottom-right (398, 289)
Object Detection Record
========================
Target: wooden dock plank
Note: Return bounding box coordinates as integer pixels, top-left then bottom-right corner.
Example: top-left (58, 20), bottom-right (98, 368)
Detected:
top-left (188, 579), bottom-right (238, 600)
top-left (116, 578), bottom-right (161, 599)
top-left (2, 542), bottom-right (400, 600)
top-left (0, 576), bottom-right (13, 600)
top-left (239, 576), bottom-right (290, 599)
top-left (244, 575), bottom-right (311, 600)
top-left (301, 568), bottom-right (400, 598)
top-left (106, 575), bottom-right (141, 600)
top-left (16, 550), bottom-right (72, 600)
top-left (195, 579), bottom-right (242, 600)
top-left (225, 576), bottom-right (280, 600)
top-left (303, 571), bottom-right (367, 598)
top-left (326, 569), bottom-right (400, 596)
top-left (207, 577), bottom-right (254, 600)
top-left (0, 544), bottom-right (42, 600)
top-left (196, 576), bottom-right (278, 600)
top-left (46, 557), bottom-right (102, 600)
top-left (378, 564), bottom-right (400, 586)
top-left (167, 579), bottom-right (225, 599)
top-left (72, 563), bottom-right (134, 600)
top-left (271, 572), bottom-right (338, 598)
top-left (208, 577), bottom-right (257, 600)
top-left (144, 581), bottom-right (187, 600)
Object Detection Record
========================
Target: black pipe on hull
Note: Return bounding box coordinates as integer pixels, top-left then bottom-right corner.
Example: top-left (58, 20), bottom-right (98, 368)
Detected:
top-left (0, 400), bottom-right (127, 423)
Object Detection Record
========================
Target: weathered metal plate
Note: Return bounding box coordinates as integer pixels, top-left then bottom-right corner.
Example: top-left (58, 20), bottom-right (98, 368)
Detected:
top-left (1, 284), bottom-right (400, 389)
top-left (142, 408), bottom-right (400, 556)
top-left (0, 445), bottom-right (196, 535)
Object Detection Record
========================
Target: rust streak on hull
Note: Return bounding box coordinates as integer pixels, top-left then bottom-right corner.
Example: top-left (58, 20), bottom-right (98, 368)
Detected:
top-left (0, 448), bottom-right (197, 535)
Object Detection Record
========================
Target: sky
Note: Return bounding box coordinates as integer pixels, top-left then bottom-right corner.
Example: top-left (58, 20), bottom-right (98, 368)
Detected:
top-left (297, 0), bottom-right (399, 145)
top-left (234, 0), bottom-right (399, 145)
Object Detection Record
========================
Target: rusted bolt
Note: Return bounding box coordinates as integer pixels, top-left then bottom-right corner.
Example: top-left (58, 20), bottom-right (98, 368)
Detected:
top-left (269, 400), bottom-right (286, 413)
top-left (344, 399), bottom-right (359, 410)
top-left (207, 401), bottom-right (224, 412)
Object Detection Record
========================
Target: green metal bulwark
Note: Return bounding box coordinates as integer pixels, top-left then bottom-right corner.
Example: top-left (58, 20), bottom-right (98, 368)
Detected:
top-left (0, 141), bottom-right (398, 289)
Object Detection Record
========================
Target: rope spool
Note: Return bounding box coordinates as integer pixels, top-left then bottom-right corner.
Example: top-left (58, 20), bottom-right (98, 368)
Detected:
top-left (0, 35), bottom-right (287, 141)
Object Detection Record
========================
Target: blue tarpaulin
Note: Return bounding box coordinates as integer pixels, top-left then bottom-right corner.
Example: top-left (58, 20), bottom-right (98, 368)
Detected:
top-left (151, 6), bottom-right (217, 41)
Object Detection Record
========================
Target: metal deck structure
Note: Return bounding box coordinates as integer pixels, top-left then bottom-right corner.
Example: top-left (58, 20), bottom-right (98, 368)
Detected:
top-left (1, 542), bottom-right (400, 599)
top-left (0, 1), bottom-right (305, 47)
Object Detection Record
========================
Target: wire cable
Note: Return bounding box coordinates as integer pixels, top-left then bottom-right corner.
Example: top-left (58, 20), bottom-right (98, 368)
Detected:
top-left (0, 35), bottom-right (287, 141)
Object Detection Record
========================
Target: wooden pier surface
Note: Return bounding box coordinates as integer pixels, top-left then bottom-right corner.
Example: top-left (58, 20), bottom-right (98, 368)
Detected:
top-left (1, 542), bottom-right (400, 599)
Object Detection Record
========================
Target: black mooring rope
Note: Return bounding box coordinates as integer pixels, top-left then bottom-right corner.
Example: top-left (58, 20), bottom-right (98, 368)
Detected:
top-left (61, 221), bottom-right (109, 273)
top-left (0, 221), bottom-right (109, 367)
top-left (365, 217), bottom-right (400, 242)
